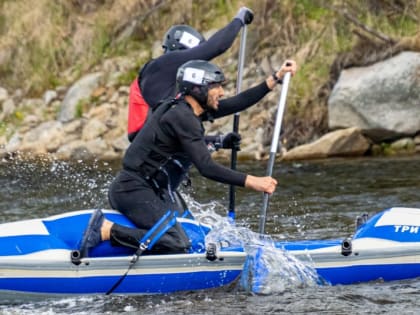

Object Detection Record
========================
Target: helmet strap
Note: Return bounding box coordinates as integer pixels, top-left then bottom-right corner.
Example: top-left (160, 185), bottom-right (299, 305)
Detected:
top-left (190, 86), bottom-right (210, 111)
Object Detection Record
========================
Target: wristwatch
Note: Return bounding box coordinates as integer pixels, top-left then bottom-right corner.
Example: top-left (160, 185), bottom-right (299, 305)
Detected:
top-left (272, 72), bottom-right (283, 84)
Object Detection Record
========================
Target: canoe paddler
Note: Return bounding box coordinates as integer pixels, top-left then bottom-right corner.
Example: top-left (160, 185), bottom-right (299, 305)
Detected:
top-left (80, 59), bottom-right (296, 257)
top-left (127, 6), bottom-right (255, 142)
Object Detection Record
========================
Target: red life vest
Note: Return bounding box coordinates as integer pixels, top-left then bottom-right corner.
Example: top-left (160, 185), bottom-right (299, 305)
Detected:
top-left (127, 77), bottom-right (149, 140)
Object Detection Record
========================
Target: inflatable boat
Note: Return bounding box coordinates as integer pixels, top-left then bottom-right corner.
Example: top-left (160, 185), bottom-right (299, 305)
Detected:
top-left (0, 209), bottom-right (246, 298)
top-left (245, 206), bottom-right (420, 292)
top-left (1, 207), bottom-right (420, 298)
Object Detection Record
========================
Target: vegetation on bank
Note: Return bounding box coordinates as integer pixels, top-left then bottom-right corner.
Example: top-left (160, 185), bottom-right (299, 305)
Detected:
top-left (0, 0), bottom-right (419, 148)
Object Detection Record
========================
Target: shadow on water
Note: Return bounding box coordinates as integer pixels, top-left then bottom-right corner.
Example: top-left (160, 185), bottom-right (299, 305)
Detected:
top-left (1, 154), bottom-right (420, 314)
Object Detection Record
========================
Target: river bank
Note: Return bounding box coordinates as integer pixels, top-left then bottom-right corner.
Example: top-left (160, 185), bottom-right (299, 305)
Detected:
top-left (1, 1), bottom-right (419, 163)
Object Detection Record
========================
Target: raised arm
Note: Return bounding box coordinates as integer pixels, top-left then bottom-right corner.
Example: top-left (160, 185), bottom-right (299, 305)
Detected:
top-left (206, 60), bottom-right (298, 120)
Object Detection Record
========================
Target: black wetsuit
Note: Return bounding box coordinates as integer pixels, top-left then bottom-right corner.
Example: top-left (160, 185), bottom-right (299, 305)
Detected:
top-left (128, 18), bottom-right (245, 142)
top-left (109, 80), bottom-right (271, 253)
top-left (141, 19), bottom-right (242, 110)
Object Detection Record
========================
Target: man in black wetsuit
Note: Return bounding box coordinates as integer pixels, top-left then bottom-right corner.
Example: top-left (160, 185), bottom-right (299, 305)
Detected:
top-left (125, 5), bottom-right (287, 221)
top-left (79, 59), bottom-right (297, 256)
top-left (127, 6), bottom-right (254, 142)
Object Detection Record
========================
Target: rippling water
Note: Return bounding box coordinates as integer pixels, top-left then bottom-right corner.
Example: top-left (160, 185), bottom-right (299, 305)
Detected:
top-left (1, 154), bottom-right (420, 314)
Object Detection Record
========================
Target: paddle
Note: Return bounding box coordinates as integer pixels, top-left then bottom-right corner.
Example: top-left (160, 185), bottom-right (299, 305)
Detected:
top-left (228, 24), bottom-right (248, 221)
top-left (258, 71), bottom-right (292, 234)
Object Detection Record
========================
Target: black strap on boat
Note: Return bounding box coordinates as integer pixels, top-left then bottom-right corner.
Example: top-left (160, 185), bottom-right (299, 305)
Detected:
top-left (106, 210), bottom-right (178, 295)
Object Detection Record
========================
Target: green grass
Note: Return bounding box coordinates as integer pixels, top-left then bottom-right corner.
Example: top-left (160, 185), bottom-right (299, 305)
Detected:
top-left (0, 0), bottom-right (418, 130)
top-left (75, 100), bottom-right (85, 119)
top-left (293, 0), bottom-right (330, 22)
top-left (0, 110), bottom-right (24, 138)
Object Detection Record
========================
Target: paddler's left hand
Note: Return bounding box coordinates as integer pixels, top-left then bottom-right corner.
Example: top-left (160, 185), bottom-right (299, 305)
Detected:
top-left (220, 132), bottom-right (241, 150)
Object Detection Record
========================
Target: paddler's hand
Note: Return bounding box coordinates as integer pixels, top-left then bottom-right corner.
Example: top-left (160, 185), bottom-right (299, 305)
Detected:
top-left (235, 7), bottom-right (254, 25)
top-left (266, 59), bottom-right (297, 89)
top-left (220, 132), bottom-right (241, 150)
top-left (245, 175), bottom-right (278, 194)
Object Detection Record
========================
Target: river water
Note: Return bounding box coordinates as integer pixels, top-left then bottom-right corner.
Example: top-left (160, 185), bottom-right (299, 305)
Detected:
top-left (1, 154), bottom-right (420, 314)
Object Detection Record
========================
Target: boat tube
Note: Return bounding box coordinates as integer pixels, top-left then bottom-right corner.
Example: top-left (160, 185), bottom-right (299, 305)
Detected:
top-left (1, 207), bottom-right (420, 298)
top-left (0, 209), bottom-right (246, 297)
top-left (244, 207), bottom-right (420, 292)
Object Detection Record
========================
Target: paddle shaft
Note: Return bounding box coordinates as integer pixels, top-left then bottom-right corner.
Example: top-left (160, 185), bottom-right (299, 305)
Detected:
top-left (258, 72), bottom-right (292, 234)
top-left (228, 25), bottom-right (247, 220)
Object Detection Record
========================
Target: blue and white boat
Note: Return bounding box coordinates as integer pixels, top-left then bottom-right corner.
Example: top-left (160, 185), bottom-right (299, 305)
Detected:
top-left (1, 206), bottom-right (420, 298)
top-left (276, 206), bottom-right (420, 285)
top-left (0, 209), bottom-right (246, 298)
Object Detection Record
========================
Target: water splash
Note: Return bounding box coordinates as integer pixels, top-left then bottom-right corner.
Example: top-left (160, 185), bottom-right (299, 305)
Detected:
top-left (186, 199), bottom-right (324, 295)
top-left (240, 244), bottom-right (324, 294)
top-left (1, 156), bottom-right (323, 295)
top-left (0, 153), bottom-right (116, 221)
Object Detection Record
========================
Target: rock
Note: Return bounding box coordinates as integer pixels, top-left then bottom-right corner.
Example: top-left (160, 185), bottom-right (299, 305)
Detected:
top-left (81, 118), bottom-right (108, 141)
top-left (101, 150), bottom-right (120, 161)
top-left (43, 90), bottom-right (58, 106)
top-left (109, 91), bottom-right (120, 103)
top-left (283, 127), bottom-right (371, 160)
top-left (55, 138), bottom-right (113, 161)
top-left (104, 55), bottom-right (138, 73)
top-left (5, 132), bottom-right (22, 152)
top-left (84, 138), bottom-right (108, 157)
top-left (250, 110), bottom-right (268, 127)
top-left (56, 86), bottom-right (68, 98)
top-left (63, 119), bottom-right (84, 135)
top-left (105, 72), bottom-right (122, 88)
top-left (0, 98), bottom-right (15, 120)
top-left (86, 103), bottom-right (118, 120)
top-left (111, 134), bottom-right (129, 152)
top-left (57, 72), bottom-right (104, 122)
top-left (55, 140), bottom-right (92, 160)
top-left (118, 86), bottom-right (130, 95)
top-left (12, 89), bottom-right (23, 102)
top-left (19, 121), bottom-right (64, 153)
top-left (22, 115), bottom-right (40, 128)
top-left (20, 98), bottom-right (44, 109)
top-left (0, 135), bottom-right (6, 146)
top-left (91, 86), bottom-right (107, 99)
top-left (0, 87), bottom-right (8, 103)
top-left (260, 57), bottom-right (272, 76)
top-left (328, 51), bottom-right (420, 142)
top-left (0, 147), bottom-right (6, 159)
top-left (390, 137), bottom-right (416, 152)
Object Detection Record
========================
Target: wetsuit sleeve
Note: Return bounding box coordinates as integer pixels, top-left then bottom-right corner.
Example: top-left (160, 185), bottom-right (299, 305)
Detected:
top-left (164, 107), bottom-right (247, 187)
top-left (151, 18), bottom-right (243, 73)
top-left (171, 18), bottom-right (243, 62)
top-left (206, 81), bottom-right (271, 120)
top-left (141, 19), bottom-right (243, 109)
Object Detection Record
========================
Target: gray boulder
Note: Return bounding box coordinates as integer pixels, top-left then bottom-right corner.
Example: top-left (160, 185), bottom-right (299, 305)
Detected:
top-left (57, 72), bottom-right (103, 122)
top-left (0, 87), bottom-right (8, 103)
top-left (283, 127), bottom-right (371, 160)
top-left (328, 51), bottom-right (420, 142)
